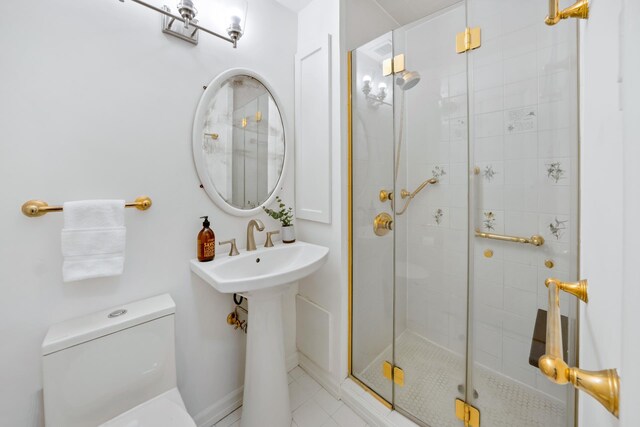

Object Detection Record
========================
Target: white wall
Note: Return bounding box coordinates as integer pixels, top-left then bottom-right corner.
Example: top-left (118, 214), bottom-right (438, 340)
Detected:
top-left (621, 1), bottom-right (640, 425)
top-left (0, 1), bottom-right (297, 426)
top-left (294, 0), bottom-right (347, 392)
top-left (579, 0), bottom-right (624, 426)
top-left (346, 0), bottom-right (397, 51)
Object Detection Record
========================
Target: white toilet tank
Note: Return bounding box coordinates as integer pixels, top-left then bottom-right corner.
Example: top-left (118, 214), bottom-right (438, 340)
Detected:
top-left (42, 294), bottom-right (178, 427)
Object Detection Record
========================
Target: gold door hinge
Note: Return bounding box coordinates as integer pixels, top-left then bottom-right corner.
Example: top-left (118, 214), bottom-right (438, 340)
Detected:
top-left (456, 27), bottom-right (481, 54)
top-left (455, 399), bottom-right (480, 427)
top-left (382, 361), bottom-right (405, 386)
top-left (382, 54), bottom-right (406, 76)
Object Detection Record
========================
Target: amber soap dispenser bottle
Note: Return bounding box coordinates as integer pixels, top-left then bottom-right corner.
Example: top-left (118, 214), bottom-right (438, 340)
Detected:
top-left (197, 216), bottom-right (215, 262)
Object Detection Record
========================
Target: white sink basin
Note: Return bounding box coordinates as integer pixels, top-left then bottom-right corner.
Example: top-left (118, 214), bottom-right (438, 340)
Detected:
top-left (190, 241), bottom-right (328, 294)
top-left (190, 240), bottom-right (329, 427)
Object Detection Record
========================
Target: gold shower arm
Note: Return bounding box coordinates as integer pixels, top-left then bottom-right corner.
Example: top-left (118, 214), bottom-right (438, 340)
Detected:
top-left (538, 278), bottom-right (620, 418)
top-left (546, 0), bottom-right (589, 25)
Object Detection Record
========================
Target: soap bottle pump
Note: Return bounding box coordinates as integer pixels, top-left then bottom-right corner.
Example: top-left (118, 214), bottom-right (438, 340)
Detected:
top-left (197, 216), bottom-right (215, 262)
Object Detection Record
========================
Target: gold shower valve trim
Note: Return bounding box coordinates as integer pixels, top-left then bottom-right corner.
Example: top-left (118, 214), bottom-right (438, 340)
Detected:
top-left (373, 212), bottom-right (393, 236)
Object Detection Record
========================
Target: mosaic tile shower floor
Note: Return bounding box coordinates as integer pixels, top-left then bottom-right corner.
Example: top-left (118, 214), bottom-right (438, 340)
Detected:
top-left (359, 331), bottom-right (566, 427)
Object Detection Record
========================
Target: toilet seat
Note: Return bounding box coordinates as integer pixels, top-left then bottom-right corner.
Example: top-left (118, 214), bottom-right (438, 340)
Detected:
top-left (99, 388), bottom-right (196, 427)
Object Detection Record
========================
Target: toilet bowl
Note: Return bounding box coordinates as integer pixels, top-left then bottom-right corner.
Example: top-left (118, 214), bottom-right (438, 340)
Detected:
top-left (42, 294), bottom-right (195, 427)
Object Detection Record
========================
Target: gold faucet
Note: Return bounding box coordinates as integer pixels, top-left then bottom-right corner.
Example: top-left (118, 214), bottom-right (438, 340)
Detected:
top-left (246, 219), bottom-right (265, 251)
top-left (265, 230), bottom-right (280, 247)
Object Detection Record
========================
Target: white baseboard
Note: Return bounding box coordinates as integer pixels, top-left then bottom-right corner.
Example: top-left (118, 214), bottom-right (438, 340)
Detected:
top-left (298, 352), bottom-right (341, 397)
top-left (193, 386), bottom-right (243, 427)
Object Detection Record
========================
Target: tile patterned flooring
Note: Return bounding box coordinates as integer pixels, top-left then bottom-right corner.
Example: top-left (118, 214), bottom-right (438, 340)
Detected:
top-left (359, 331), bottom-right (566, 427)
top-left (214, 366), bottom-right (369, 427)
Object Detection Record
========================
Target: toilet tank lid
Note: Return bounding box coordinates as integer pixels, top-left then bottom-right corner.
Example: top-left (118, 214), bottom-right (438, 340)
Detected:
top-left (42, 294), bottom-right (175, 355)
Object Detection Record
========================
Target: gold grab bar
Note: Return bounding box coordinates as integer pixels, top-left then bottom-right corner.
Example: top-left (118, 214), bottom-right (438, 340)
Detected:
top-left (474, 230), bottom-right (545, 247)
top-left (539, 278), bottom-right (620, 418)
top-left (546, 0), bottom-right (589, 25)
top-left (21, 196), bottom-right (153, 217)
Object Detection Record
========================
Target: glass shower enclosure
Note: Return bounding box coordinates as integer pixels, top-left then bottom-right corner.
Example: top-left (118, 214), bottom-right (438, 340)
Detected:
top-left (349, 1), bottom-right (579, 426)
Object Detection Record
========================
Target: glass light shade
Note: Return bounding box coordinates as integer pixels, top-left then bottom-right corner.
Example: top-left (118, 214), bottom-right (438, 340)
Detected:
top-left (378, 82), bottom-right (387, 90)
top-left (363, 75), bottom-right (372, 84)
top-left (226, 0), bottom-right (248, 39)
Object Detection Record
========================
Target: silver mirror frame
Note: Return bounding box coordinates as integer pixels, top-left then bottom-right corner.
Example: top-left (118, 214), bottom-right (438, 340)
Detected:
top-left (192, 68), bottom-right (289, 216)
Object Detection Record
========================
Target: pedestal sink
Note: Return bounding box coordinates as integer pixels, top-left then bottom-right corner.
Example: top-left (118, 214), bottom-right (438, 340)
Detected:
top-left (190, 241), bottom-right (329, 427)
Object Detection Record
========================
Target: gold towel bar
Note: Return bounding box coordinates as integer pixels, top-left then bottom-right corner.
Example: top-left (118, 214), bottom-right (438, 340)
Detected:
top-left (539, 278), bottom-right (620, 418)
top-left (475, 230), bottom-right (544, 247)
top-left (21, 196), bottom-right (152, 218)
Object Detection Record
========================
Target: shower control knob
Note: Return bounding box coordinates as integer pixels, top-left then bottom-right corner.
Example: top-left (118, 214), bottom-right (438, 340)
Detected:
top-left (373, 212), bottom-right (393, 237)
top-left (379, 190), bottom-right (393, 203)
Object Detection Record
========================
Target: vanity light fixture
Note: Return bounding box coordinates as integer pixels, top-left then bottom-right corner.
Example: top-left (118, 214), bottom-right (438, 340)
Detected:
top-left (118, 0), bottom-right (248, 48)
top-left (362, 75), bottom-right (389, 106)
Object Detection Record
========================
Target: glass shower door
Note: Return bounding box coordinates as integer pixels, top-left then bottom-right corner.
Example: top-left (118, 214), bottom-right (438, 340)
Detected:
top-left (464, 1), bottom-right (579, 426)
top-left (350, 32), bottom-right (396, 404)
top-left (391, 4), bottom-right (470, 426)
top-left (349, 1), bottom-right (580, 425)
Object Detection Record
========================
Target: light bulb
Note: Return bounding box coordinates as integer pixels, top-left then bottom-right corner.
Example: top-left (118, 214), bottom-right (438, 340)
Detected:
top-left (362, 75), bottom-right (372, 84)
top-left (228, 8), bottom-right (244, 24)
top-left (378, 82), bottom-right (387, 90)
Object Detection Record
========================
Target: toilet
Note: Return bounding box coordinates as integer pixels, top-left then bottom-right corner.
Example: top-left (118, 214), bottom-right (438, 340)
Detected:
top-left (41, 294), bottom-right (196, 427)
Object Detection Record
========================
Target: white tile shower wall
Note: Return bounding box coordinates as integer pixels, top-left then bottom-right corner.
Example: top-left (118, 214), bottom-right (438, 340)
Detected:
top-left (468, 0), bottom-right (578, 402)
top-left (399, 4), bottom-right (469, 358)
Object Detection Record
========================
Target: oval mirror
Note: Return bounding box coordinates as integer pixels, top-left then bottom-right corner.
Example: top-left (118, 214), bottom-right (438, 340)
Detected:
top-left (193, 69), bottom-right (286, 216)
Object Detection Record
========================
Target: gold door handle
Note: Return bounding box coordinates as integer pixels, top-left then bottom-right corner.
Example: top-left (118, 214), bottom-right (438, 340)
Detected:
top-left (539, 278), bottom-right (620, 418)
top-left (373, 212), bottom-right (393, 236)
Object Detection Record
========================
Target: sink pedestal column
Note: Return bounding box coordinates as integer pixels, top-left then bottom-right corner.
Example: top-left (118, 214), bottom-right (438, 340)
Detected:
top-left (240, 286), bottom-right (291, 427)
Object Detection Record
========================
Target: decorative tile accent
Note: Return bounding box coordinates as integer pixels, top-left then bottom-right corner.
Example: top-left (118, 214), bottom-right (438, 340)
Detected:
top-left (483, 211), bottom-right (496, 231)
top-left (506, 106), bottom-right (537, 134)
top-left (548, 217), bottom-right (568, 240)
top-left (545, 161), bottom-right (565, 183)
top-left (450, 117), bottom-right (467, 141)
top-left (434, 208), bottom-right (444, 225)
top-left (482, 165), bottom-right (497, 182)
top-left (432, 165), bottom-right (447, 180)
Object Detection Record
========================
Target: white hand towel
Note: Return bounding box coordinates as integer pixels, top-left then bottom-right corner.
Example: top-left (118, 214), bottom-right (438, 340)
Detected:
top-left (61, 200), bottom-right (126, 282)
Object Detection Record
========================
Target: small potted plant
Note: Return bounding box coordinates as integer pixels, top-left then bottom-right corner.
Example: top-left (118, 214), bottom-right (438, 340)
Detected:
top-left (263, 196), bottom-right (295, 243)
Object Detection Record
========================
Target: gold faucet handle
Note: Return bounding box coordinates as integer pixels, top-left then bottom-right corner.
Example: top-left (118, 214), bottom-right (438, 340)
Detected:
top-left (265, 230), bottom-right (280, 247)
top-left (219, 239), bottom-right (240, 256)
